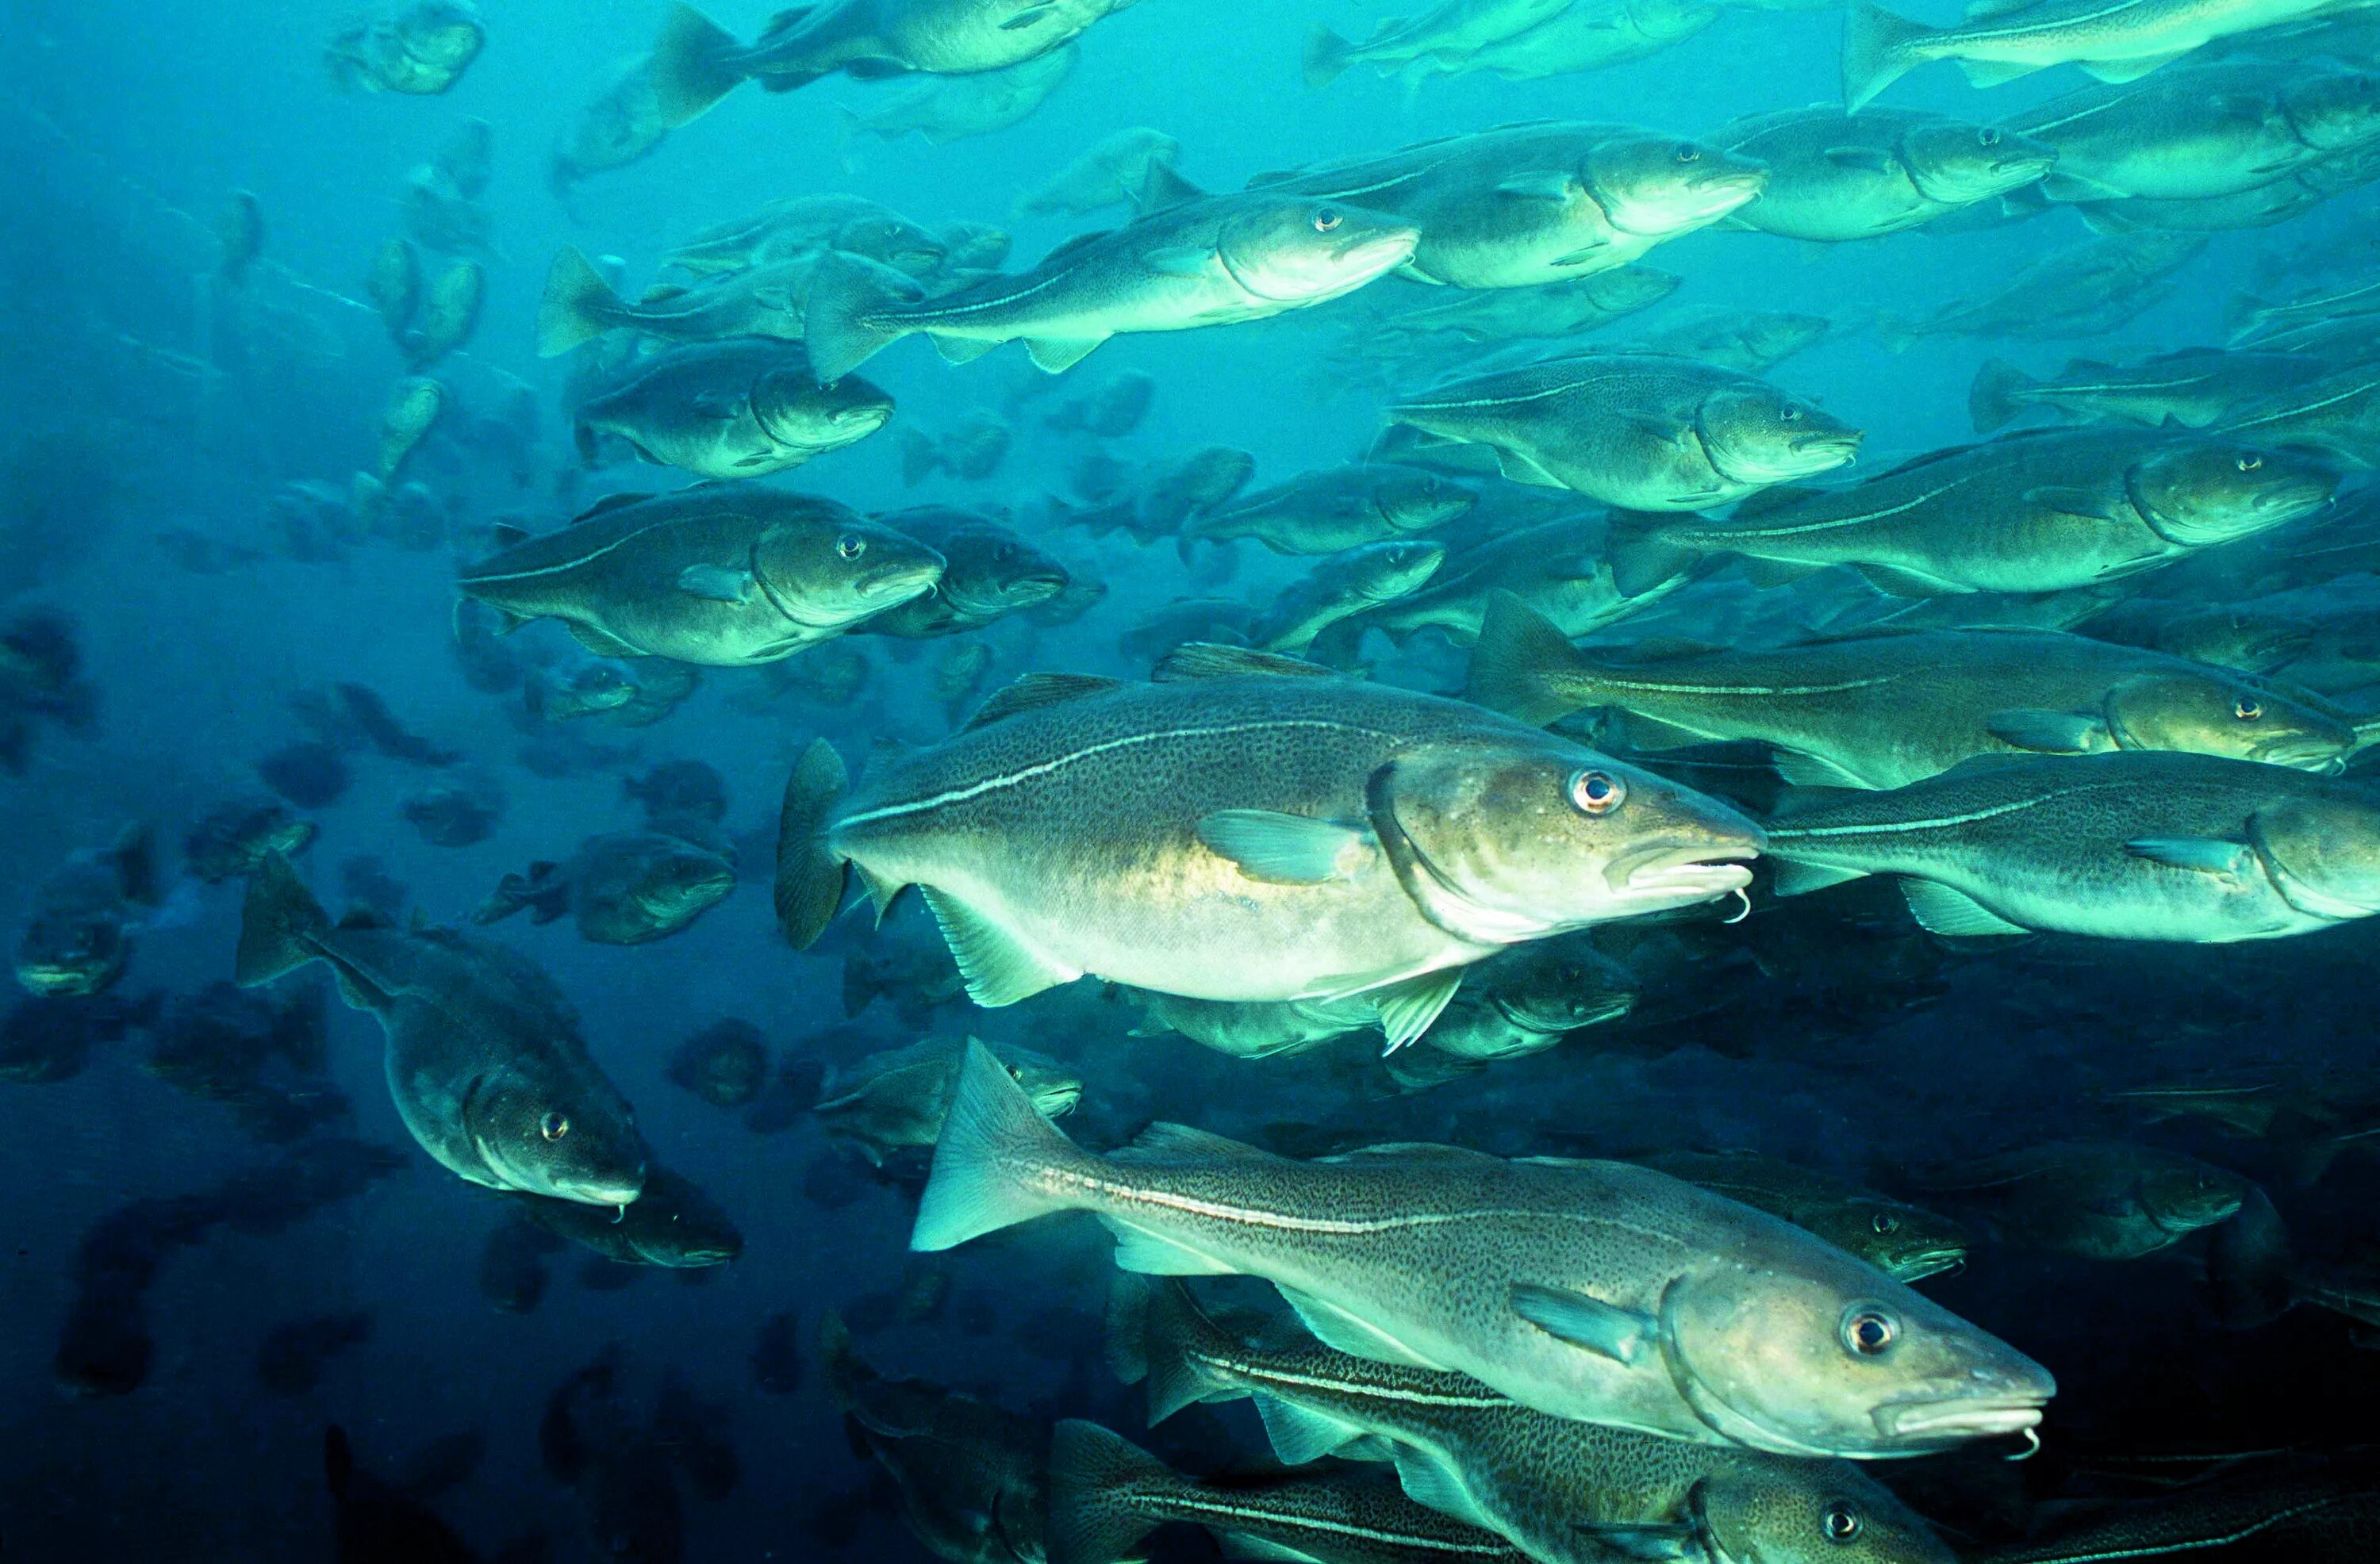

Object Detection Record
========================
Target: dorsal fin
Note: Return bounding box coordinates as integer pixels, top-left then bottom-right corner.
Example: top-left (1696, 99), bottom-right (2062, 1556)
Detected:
top-left (568, 492), bottom-right (657, 524)
top-left (1036, 229), bottom-right (1116, 268)
top-left (1134, 163), bottom-right (1207, 212)
top-left (1154, 643), bottom-right (1338, 681)
top-left (963, 673), bottom-right (1127, 730)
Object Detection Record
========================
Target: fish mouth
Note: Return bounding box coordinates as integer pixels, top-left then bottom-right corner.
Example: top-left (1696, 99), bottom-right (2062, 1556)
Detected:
top-left (1871, 1395), bottom-right (2047, 1444)
top-left (556, 1168), bottom-right (650, 1208)
top-left (1891, 1248), bottom-right (1969, 1283)
top-left (2251, 734), bottom-right (2353, 770)
top-left (1603, 840), bottom-right (1760, 903)
top-left (1334, 224), bottom-right (1423, 276)
top-left (15, 963), bottom-right (102, 996)
top-left (1790, 429), bottom-right (1864, 466)
top-left (855, 554), bottom-right (946, 602)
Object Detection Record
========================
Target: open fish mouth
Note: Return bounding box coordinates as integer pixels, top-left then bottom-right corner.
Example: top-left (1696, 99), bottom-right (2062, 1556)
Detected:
top-left (1606, 841), bottom-right (1760, 901)
top-left (1891, 1248), bottom-right (1969, 1283)
top-left (1872, 1395), bottom-right (2046, 1443)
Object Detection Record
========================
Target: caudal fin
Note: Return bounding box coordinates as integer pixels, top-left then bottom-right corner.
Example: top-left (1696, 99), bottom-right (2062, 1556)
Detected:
top-left (1967, 358), bottom-right (2038, 434)
top-left (804, 251), bottom-right (922, 382)
top-left (236, 853), bottom-right (329, 987)
top-left (910, 1038), bottom-right (1085, 1252)
top-left (1046, 1420), bottom-right (1176, 1564)
top-left (535, 247), bottom-right (624, 358)
top-left (647, 3), bottom-right (749, 128)
top-left (1466, 590), bottom-right (1589, 727)
top-left (774, 738), bottom-right (850, 949)
top-left (1841, 0), bottom-right (1933, 110)
top-left (1107, 1275), bottom-right (1243, 1425)
top-left (1604, 509), bottom-right (1699, 600)
top-left (898, 429), bottom-right (940, 486)
top-left (1302, 25), bottom-right (1353, 89)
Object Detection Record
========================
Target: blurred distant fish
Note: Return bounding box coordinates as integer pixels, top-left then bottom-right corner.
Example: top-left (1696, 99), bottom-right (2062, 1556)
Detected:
top-left (662, 194), bottom-right (950, 277)
top-left (1641, 1151), bottom-right (1972, 1280)
top-left (1906, 1140), bottom-right (2249, 1259)
top-left (814, 1036), bottom-right (1082, 1164)
top-left (1253, 539), bottom-right (1448, 653)
top-left (859, 507), bottom-right (1070, 636)
top-left (552, 56), bottom-right (673, 201)
top-left (900, 410), bottom-right (1012, 485)
top-left (1630, 305), bottom-right (1833, 373)
top-left (403, 259), bottom-right (482, 370)
top-left (474, 830), bottom-right (736, 945)
top-left (379, 376), bottom-right (445, 478)
top-left (1303, 0), bottom-right (1573, 87)
top-left (1184, 463), bottom-right (1476, 554)
top-left (1044, 370), bottom-right (1155, 437)
top-left (325, 0), bottom-right (486, 95)
top-left (1373, 268), bottom-right (1682, 344)
top-left (836, 42), bottom-right (1077, 158)
top-left (15, 826), bottom-right (158, 999)
top-left (1876, 231), bottom-right (2205, 346)
top-left (1015, 126), bottom-right (1182, 215)
top-left (215, 190), bottom-right (265, 287)
top-left (368, 237), bottom-right (422, 345)
top-left (1968, 347), bottom-right (2313, 432)
top-left (536, 247), bottom-right (816, 357)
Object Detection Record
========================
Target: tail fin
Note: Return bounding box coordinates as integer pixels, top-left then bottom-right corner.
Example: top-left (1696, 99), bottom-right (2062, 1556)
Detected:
top-left (1107, 1275), bottom-right (1242, 1424)
top-left (1841, 0), bottom-right (1933, 110)
top-left (536, 247), bottom-right (624, 358)
top-left (1967, 358), bottom-right (2037, 434)
top-left (910, 1038), bottom-right (1086, 1252)
top-left (774, 738), bottom-right (851, 949)
top-left (804, 251), bottom-right (921, 382)
top-left (1604, 509), bottom-right (1699, 600)
top-left (1046, 1420), bottom-right (1175, 1564)
top-left (237, 853), bottom-right (328, 987)
top-left (472, 872), bottom-right (539, 926)
top-left (1302, 25), bottom-right (1353, 89)
top-left (899, 429), bottom-right (940, 487)
top-left (648, 3), bottom-right (748, 128)
top-left (1466, 590), bottom-right (1588, 727)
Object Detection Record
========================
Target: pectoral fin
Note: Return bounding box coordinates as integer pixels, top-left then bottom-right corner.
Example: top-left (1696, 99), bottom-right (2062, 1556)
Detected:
top-left (676, 563), bottom-right (754, 603)
top-left (1985, 708), bottom-right (2111, 753)
top-left (1197, 811), bottom-right (1376, 884)
top-left (2124, 837), bottom-right (2254, 876)
top-left (1367, 967), bottom-right (1464, 1053)
top-left (1508, 1282), bottom-right (1656, 1363)
top-left (1901, 879), bottom-right (2029, 937)
top-left (1141, 245), bottom-right (1219, 278)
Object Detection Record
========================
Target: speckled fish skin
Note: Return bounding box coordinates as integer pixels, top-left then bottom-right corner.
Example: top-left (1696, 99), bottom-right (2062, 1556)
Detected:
top-left (1254, 540), bottom-right (1448, 652)
top-left (1720, 106), bottom-right (2056, 240)
top-left (1764, 751), bottom-right (2380, 941)
top-left (1253, 124), bottom-right (1767, 289)
top-left (455, 485), bottom-right (944, 667)
top-left (913, 1045), bottom-right (2053, 1455)
top-left (1388, 354), bottom-right (1860, 512)
top-left (1111, 1277), bottom-right (1959, 1564)
top-left (785, 659), bottom-right (1761, 1010)
top-left (1470, 607), bottom-right (2356, 787)
top-left (574, 339), bottom-right (893, 480)
top-left (1614, 427), bottom-right (2338, 596)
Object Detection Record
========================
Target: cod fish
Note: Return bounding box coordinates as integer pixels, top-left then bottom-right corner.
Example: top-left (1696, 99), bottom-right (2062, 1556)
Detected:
top-left (802, 178), bottom-right (1418, 378)
top-left (1107, 1277), bottom-right (1960, 1564)
top-left (1388, 353), bottom-right (1860, 512)
top-left (1968, 347), bottom-right (2313, 432)
top-left (836, 42), bottom-right (1077, 154)
top-left (1017, 127), bottom-right (1182, 216)
top-left (1303, 0), bottom-right (1575, 88)
top-left (1253, 541), bottom-right (1449, 653)
top-left (2218, 356), bottom-right (2380, 465)
top-left (1628, 307), bottom-right (1833, 374)
top-left (1375, 269), bottom-right (1683, 344)
top-left (551, 56), bottom-right (671, 199)
top-left (537, 247), bottom-right (816, 358)
top-left (1720, 107), bottom-right (2056, 241)
top-left (326, 0), bottom-right (486, 95)
top-left (1608, 427), bottom-right (2338, 597)
top-left (1841, 0), bottom-right (2340, 110)
top-left (1051, 1419), bottom-right (1529, 1564)
top-left (1765, 750), bottom-right (2380, 941)
top-left (1386, 932), bottom-right (1637, 1091)
top-left (1967, 1452), bottom-right (2380, 1564)
top-left (649, 0), bottom-right (1137, 124)
top-left (856, 507), bottom-right (1070, 637)
top-left (815, 1036), bottom-right (1082, 1164)
top-left (510, 1164), bottom-right (743, 1267)
top-left (1640, 1152), bottom-right (1971, 1282)
top-left (572, 339), bottom-right (893, 480)
top-left (236, 857), bottom-right (649, 1205)
top-left (914, 1041), bottom-right (2054, 1454)
top-left (1906, 1140), bottom-right (2248, 1260)
top-left (457, 485), bottom-right (944, 666)
top-left (473, 831), bottom-right (737, 945)
top-left (1879, 231), bottom-right (2205, 345)
top-left (1129, 992), bottom-right (1380, 1060)
top-left (379, 378), bottom-right (444, 480)
top-left (662, 193), bottom-right (950, 278)
top-left (15, 827), bottom-right (159, 999)
top-left (1251, 123), bottom-right (1767, 289)
top-left (776, 646), bottom-right (1761, 1047)
top-left (1471, 596), bottom-right (2355, 787)
top-left (1184, 464), bottom-right (1476, 555)
top-left (1462, 0), bottom-right (1726, 80)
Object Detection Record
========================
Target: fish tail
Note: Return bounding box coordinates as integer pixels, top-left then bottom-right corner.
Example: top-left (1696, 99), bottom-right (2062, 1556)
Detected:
top-left (535, 246), bottom-right (624, 359)
top-left (1605, 508), bottom-right (1700, 600)
top-left (910, 1039), bottom-right (1087, 1252)
top-left (833, 104), bottom-right (867, 173)
top-left (1841, 0), bottom-right (1933, 111)
top-left (1466, 589), bottom-right (1592, 726)
top-left (647, 2), bottom-right (749, 128)
top-left (1967, 357), bottom-right (2038, 434)
top-left (1046, 1420), bottom-right (1177, 1564)
top-left (897, 429), bottom-right (940, 487)
top-left (236, 853), bottom-right (329, 987)
top-left (774, 738), bottom-right (851, 949)
top-left (803, 251), bottom-right (919, 382)
top-left (1302, 24), bottom-right (1353, 90)
top-left (1108, 1275), bottom-right (1242, 1424)
top-left (471, 872), bottom-right (534, 926)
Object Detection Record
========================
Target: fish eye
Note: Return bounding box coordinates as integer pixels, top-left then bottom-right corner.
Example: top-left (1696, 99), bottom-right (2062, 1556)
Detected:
top-left (2236, 453), bottom-right (2263, 472)
top-left (539, 1111), bottom-right (570, 1142)
top-left (1006, 1064), bottom-right (1023, 1081)
top-left (836, 533), bottom-right (867, 559)
top-left (1313, 208), bottom-right (1343, 232)
top-left (1978, 128), bottom-right (2002, 147)
top-left (1841, 1306), bottom-right (1897, 1355)
top-left (1674, 144), bottom-right (1701, 163)
top-left (1780, 405), bottom-right (1802, 422)
top-left (1824, 1505), bottom-right (1864, 1543)
top-left (2235, 696), bottom-right (2263, 722)
top-left (1871, 1212), bottom-right (1900, 1235)
top-left (1568, 769), bottom-right (1626, 815)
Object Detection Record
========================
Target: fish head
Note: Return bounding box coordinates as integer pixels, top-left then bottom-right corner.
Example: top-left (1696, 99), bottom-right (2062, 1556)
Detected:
top-left (754, 515), bottom-right (946, 632)
top-left (1698, 1460), bottom-right (1956, 1564)
top-left (997, 1047), bottom-right (1085, 1119)
top-left (1480, 935), bottom-right (1639, 1033)
top-left (13, 902), bottom-right (127, 998)
top-left (941, 527), bottom-right (1071, 618)
top-left (394, 2), bottom-right (486, 69)
top-left (938, 220), bottom-right (1012, 271)
top-left (2103, 673), bottom-right (2355, 772)
top-left (1824, 1200), bottom-right (1972, 1284)
top-left (838, 216), bottom-right (949, 277)
top-left (564, 661), bottom-right (639, 712)
top-left (1595, 266), bottom-right (1684, 312)
top-left (1376, 470), bottom-right (1476, 532)
top-left (630, 844), bottom-right (737, 926)
top-left (2285, 68), bottom-right (2380, 153)
top-left (2251, 792), bottom-right (2380, 922)
top-left (1658, 1231), bottom-right (2054, 1456)
top-left (1902, 121), bottom-right (2056, 207)
top-left (2131, 1158), bottom-right (2250, 1235)
top-left (1743, 312), bottom-right (1833, 363)
top-left (2156, 608), bottom-right (2314, 674)
top-left (1350, 539), bottom-right (1447, 601)
top-left (754, 369), bottom-right (893, 451)
top-left (1698, 386), bottom-right (1862, 486)
top-left (1368, 735), bottom-right (1761, 945)
top-left (2130, 440), bottom-right (2340, 547)
top-left (1215, 197), bottom-right (1419, 305)
top-left (1587, 134), bottom-right (1768, 236)
top-left (466, 1062), bottom-right (651, 1208)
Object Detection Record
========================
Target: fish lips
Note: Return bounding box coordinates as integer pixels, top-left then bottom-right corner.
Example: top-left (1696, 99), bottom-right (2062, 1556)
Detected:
top-left (1601, 838), bottom-right (1761, 906)
top-left (1871, 1391), bottom-right (2048, 1447)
